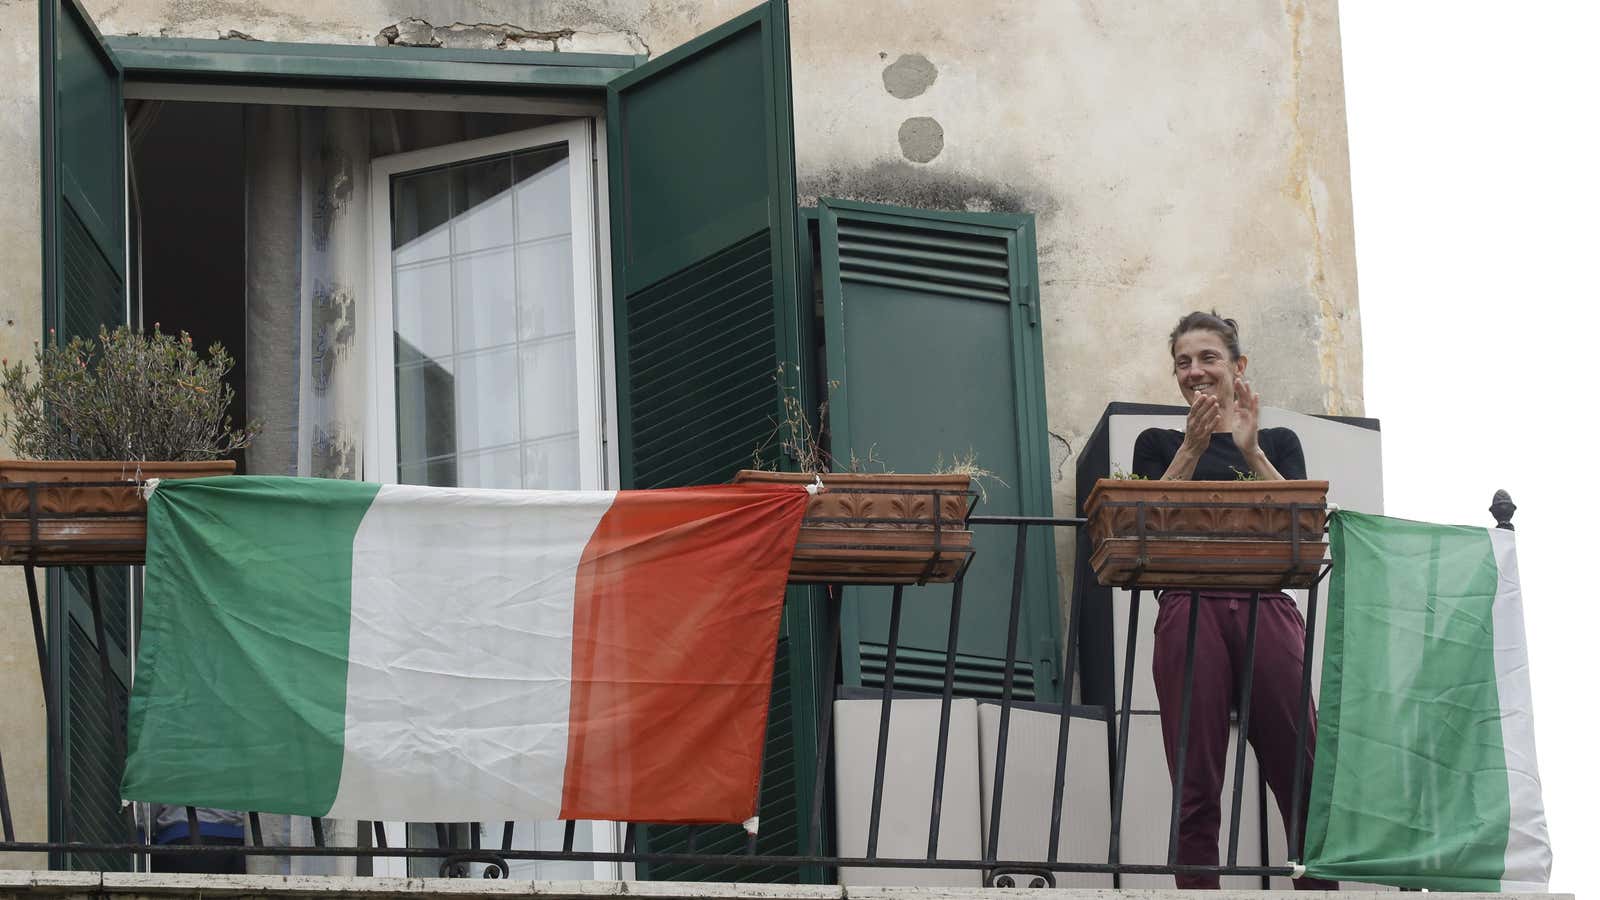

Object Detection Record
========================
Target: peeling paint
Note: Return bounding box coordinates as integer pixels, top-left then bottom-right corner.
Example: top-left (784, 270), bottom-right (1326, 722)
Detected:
top-left (1048, 430), bottom-right (1073, 483)
top-left (374, 16), bottom-right (646, 55)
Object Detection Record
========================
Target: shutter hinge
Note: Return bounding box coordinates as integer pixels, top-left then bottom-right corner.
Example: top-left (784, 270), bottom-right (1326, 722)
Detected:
top-left (1038, 636), bottom-right (1058, 686)
top-left (1017, 258), bottom-right (1039, 326)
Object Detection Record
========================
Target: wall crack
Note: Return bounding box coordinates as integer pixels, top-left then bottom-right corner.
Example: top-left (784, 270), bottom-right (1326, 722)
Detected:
top-left (375, 16), bottom-right (647, 55)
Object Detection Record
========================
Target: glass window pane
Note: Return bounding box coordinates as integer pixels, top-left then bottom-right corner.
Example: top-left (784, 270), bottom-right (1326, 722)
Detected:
top-left (451, 156), bottom-right (514, 254)
top-left (453, 248), bottom-right (516, 352)
top-left (516, 237), bottom-right (575, 342)
top-left (398, 456), bottom-right (457, 488)
top-left (520, 339), bottom-right (578, 442)
top-left (392, 168), bottom-right (451, 265)
top-left (394, 261), bottom-right (453, 362)
top-left (454, 348), bottom-right (520, 452)
top-left (389, 140), bottom-right (590, 492)
top-left (457, 446), bottom-right (521, 490)
top-left (524, 437), bottom-right (580, 490)
top-left (395, 358), bottom-right (456, 465)
top-left (513, 147), bottom-right (572, 242)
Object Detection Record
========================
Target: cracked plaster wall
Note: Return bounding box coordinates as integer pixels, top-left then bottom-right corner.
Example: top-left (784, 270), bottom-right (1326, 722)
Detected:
top-left (0, 0), bottom-right (1360, 852)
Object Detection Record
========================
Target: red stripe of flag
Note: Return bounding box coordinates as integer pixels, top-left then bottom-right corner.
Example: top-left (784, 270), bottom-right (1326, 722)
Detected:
top-left (560, 484), bottom-right (810, 823)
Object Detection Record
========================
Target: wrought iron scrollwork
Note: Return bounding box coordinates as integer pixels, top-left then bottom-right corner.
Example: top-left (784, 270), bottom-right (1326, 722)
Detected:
top-left (439, 851), bottom-right (510, 879)
top-left (987, 867), bottom-right (1055, 888)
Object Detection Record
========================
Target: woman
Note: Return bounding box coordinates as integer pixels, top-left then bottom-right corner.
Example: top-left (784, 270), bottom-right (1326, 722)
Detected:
top-left (1130, 311), bottom-right (1336, 890)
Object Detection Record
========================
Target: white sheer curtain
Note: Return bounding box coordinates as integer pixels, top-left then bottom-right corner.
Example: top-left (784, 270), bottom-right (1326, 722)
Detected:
top-left (241, 105), bottom-right (370, 875)
top-left (243, 105), bottom-right (369, 482)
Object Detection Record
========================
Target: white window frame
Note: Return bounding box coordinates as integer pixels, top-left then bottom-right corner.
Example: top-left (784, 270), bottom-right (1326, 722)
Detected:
top-left (365, 119), bottom-right (617, 491)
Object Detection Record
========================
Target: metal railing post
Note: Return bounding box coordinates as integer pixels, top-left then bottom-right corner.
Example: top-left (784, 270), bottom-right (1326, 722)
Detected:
top-left (983, 524), bottom-right (1030, 864)
top-left (1165, 589), bottom-right (1202, 866)
top-left (1107, 588), bottom-right (1141, 870)
top-left (1046, 528), bottom-right (1089, 862)
top-left (806, 586), bottom-right (843, 858)
top-left (926, 573), bottom-right (966, 858)
top-left (1226, 591), bottom-right (1262, 867)
top-left (865, 585), bottom-right (905, 859)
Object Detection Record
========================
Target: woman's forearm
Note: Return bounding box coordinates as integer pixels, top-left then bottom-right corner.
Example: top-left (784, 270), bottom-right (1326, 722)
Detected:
top-left (1243, 446), bottom-right (1285, 481)
top-left (1161, 443), bottom-right (1204, 480)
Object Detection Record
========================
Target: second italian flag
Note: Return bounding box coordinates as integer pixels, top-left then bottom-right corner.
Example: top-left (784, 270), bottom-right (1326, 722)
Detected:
top-left (121, 476), bottom-right (811, 826)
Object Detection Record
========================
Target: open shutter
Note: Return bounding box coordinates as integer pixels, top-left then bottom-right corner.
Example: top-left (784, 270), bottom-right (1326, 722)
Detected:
top-left (39, 0), bottom-right (132, 870)
top-left (605, 0), bottom-right (820, 882)
top-left (605, 0), bottom-right (804, 490)
top-left (818, 199), bottom-right (1062, 702)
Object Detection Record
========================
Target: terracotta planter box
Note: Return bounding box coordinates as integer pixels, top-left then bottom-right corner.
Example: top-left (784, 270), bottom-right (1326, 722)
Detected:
top-left (1084, 478), bottom-right (1329, 590)
top-left (732, 470), bottom-right (975, 585)
top-left (0, 459), bottom-right (236, 565)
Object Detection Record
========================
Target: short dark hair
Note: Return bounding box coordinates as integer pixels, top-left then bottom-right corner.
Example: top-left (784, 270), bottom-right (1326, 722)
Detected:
top-left (1168, 310), bottom-right (1242, 361)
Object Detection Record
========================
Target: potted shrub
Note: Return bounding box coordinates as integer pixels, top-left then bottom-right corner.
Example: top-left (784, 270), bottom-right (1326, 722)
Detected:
top-left (0, 326), bottom-right (257, 564)
top-left (1083, 477), bottom-right (1329, 590)
top-left (732, 383), bottom-right (976, 585)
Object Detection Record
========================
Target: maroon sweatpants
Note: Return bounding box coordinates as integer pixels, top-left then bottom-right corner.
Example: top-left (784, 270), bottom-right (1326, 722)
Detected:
top-left (1151, 589), bottom-right (1337, 890)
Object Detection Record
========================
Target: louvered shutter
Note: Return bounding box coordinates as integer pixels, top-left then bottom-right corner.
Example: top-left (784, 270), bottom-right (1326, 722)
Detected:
top-left (39, 0), bottom-right (132, 870)
top-left (817, 199), bottom-right (1062, 703)
top-left (605, 1), bottom-right (821, 882)
top-left (606, 1), bottom-right (805, 490)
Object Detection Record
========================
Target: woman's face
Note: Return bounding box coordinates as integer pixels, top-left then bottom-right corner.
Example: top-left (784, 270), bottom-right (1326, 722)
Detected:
top-left (1171, 328), bottom-right (1244, 407)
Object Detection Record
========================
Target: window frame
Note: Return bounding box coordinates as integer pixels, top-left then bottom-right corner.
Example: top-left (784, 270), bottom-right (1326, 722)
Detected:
top-left (105, 35), bottom-right (639, 92)
top-left (365, 118), bottom-right (617, 490)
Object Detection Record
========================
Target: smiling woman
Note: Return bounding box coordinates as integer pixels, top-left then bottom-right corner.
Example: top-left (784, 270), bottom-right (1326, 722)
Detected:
top-left (1129, 310), bottom-right (1333, 890)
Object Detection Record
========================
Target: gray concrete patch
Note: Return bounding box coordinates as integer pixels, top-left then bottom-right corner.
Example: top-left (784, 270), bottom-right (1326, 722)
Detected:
top-left (897, 117), bottom-right (944, 163)
top-left (881, 54), bottom-right (937, 99)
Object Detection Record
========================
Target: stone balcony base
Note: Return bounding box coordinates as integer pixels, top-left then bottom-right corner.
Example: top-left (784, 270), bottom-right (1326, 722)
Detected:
top-left (0, 872), bottom-right (1571, 900)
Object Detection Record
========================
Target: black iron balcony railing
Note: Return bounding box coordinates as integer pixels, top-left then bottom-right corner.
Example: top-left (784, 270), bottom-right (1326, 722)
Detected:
top-left (0, 489), bottom-right (1520, 886)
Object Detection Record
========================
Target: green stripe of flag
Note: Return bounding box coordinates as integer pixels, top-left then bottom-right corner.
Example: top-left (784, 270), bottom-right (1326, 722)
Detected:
top-left (1306, 509), bottom-right (1513, 890)
top-left (123, 476), bottom-right (381, 816)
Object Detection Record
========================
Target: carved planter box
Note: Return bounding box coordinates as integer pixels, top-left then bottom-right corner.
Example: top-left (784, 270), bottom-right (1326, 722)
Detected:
top-left (732, 470), bottom-right (975, 584)
top-left (0, 459), bottom-right (236, 565)
top-left (1084, 478), bottom-right (1329, 590)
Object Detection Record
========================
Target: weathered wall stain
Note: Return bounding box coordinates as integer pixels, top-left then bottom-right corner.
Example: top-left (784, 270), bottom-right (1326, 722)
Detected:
top-left (1283, 0), bottom-right (1349, 416)
top-left (800, 159), bottom-right (1061, 218)
top-left (897, 115), bottom-right (944, 163)
top-left (881, 52), bottom-right (937, 99)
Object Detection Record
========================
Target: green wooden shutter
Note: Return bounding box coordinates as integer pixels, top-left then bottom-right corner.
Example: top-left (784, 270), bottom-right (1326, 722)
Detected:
top-left (606, 0), bottom-right (804, 489)
top-left (605, 0), bottom-right (821, 882)
top-left (39, 0), bottom-right (132, 870)
top-left (817, 199), bottom-right (1062, 702)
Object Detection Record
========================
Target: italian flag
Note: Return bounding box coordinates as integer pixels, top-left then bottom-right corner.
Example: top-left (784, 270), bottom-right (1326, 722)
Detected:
top-left (1304, 510), bottom-right (1551, 890)
top-left (122, 476), bottom-right (810, 826)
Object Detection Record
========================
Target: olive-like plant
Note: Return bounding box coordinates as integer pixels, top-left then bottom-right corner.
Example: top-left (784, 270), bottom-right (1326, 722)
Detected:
top-left (1, 325), bottom-right (258, 461)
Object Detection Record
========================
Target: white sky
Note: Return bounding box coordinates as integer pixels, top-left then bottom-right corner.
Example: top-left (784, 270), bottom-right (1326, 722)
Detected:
top-left (1339, 4), bottom-right (1597, 893)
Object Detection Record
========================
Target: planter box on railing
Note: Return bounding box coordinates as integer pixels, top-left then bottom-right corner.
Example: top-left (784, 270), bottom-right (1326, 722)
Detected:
top-left (0, 459), bottom-right (236, 565)
top-left (1084, 478), bottom-right (1329, 590)
top-left (733, 470), bottom-right (975, 585)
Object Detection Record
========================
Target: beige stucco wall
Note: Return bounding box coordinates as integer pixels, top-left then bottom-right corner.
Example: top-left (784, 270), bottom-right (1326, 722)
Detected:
top-left (0, 0), bottom-right (1361, 861)
top-left (0, 0), bottom-right (50, 871)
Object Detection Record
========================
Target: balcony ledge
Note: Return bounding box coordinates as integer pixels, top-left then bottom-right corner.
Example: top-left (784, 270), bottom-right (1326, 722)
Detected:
top-left (0, 872), bottom-right (1572, 900)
